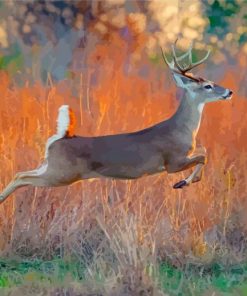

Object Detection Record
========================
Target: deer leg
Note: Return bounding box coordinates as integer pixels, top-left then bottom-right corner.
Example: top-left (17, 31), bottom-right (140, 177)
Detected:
top-left (184, 163), bottom-right (204, 184)
top-left (186, 146), bottom-right (207, 184)
top-left (0, 163), bottom-right (49, 203)
top-left (167, 153), bottom-right (206, 189)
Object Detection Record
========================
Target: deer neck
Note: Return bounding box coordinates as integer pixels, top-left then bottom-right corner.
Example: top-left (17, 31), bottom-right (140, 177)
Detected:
top-left (170, 91), bottom-right (205, 135)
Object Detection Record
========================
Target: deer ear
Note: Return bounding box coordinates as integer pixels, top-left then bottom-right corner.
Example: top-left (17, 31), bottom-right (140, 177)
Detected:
top-left (172, 73), bottom-right (193, 88)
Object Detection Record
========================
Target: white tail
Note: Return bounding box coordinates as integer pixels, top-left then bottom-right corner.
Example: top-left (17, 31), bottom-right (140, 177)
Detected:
top-left (0, 41), bottom-right (233, 203)
top-left (45, 105), bottom-right (76, 158)
top-left (56, 105), bottom-right (75, 137)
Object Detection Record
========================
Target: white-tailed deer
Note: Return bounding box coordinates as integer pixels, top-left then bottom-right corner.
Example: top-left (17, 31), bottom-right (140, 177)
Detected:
top-left (0, 42), bottom-right (232, 203)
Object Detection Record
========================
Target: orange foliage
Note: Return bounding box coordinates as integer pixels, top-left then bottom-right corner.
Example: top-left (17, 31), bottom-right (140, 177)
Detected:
top-left (0, 32), bottom-right (246, 262)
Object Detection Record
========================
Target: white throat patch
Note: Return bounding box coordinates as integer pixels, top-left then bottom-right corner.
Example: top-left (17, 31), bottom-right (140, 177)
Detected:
top-left (197, 103), bottom-right (205, 114)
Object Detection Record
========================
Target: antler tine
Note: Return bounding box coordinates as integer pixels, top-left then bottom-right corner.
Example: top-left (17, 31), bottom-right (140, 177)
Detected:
top-left (185, 49), bottom-right (211, 72)
top-left (160, 46), bottom-right (175, 69)
top-left (187, 41), bottom-right (193, 65)
top-left (175, 41), bottom-right (193, 63)
top-left (171, 43), bottom-right (186, 73)
top-left (173, 41), bottom-right (210, 73)
top-left (173, 41), bottom-right (195, 73)
top-left (161, 40), bottom-right (210, 75)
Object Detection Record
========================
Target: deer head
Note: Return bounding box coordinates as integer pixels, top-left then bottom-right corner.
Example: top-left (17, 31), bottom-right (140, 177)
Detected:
top-left (161, 41), bottom-right (233, 104)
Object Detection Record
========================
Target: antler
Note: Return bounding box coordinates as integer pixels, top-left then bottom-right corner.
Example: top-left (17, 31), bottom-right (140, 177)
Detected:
top-left (161, 40), bottom-right (210, 75)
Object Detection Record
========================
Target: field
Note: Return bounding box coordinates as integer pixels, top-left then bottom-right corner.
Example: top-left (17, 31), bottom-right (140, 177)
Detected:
top-left (0, 1), bottom-right (246, 295)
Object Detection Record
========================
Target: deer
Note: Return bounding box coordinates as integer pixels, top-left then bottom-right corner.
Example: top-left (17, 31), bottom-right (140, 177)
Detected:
top-left (0, 42), bottom-right (233, 203)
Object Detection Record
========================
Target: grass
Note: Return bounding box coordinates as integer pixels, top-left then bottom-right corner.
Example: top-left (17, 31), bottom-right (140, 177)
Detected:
top-left (0, 258), bottom-right (85, 287)
top-left (2, 258), bottom-right (247, 295)
top-left (159, 262), bottom-right (247, 295)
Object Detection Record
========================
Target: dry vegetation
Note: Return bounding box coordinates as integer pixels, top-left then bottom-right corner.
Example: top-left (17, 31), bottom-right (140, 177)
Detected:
top-left (0, 0), bottom-right (246, 295)
top-left (0, 29), bottom-right (246, 294)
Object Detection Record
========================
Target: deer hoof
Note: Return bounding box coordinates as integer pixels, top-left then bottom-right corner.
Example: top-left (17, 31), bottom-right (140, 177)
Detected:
top-left (173, 180), bottom-right (187, 189)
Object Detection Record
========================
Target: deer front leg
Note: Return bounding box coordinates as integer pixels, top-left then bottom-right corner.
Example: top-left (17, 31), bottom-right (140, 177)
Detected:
top-left (173, 163), bottom-right (204, 189)
top-left (167, 149), bottom-right (207, 189)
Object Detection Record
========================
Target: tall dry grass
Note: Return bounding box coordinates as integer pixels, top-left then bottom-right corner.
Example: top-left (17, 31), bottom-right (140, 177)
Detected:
top-left (0, 31), bottom-right (246, 293)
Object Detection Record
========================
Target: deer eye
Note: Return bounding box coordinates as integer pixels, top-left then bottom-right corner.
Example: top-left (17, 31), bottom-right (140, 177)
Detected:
top-left (204, 85), bottom-right (213, 90)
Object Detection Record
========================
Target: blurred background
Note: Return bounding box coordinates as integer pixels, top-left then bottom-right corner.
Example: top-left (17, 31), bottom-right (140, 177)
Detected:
top-left (0, 0), bottom-right (246, 82)
top-left (0, 0), bottom-right (246, 295)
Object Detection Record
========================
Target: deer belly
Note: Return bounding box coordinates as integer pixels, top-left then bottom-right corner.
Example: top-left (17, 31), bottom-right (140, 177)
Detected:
top-left (92, 158), bottom-right (165, 179)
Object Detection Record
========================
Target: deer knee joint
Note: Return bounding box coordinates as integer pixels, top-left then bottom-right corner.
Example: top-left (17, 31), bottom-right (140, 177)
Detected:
top-left (193, 154), bottom-right (207, 165)
top-left (200, 155), bottom-right (207, 165)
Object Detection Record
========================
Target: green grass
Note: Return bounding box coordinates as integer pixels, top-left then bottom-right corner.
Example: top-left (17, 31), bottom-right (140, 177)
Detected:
top-left (159, 262), bottom-right (247, 295)
top-left (1, 258), bottom-right (247, 295)
top-left (0, 257), bottom-right (85, 288)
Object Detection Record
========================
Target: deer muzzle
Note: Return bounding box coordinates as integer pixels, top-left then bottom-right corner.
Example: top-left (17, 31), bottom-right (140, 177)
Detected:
top-left (222, 90), bottom-right (233, 100)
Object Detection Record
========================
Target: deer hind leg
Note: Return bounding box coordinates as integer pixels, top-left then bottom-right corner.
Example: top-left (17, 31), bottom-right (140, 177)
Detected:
top-left (0, 163), bottom-right (49, 203)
